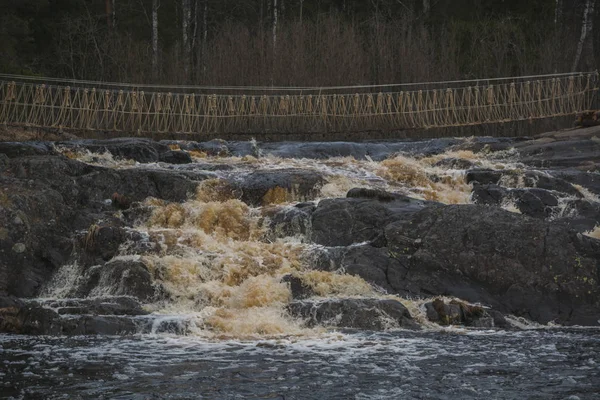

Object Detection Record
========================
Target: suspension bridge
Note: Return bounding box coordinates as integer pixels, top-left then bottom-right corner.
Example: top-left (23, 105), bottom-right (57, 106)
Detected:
top-left (0, 72), bottom-right (597, 137)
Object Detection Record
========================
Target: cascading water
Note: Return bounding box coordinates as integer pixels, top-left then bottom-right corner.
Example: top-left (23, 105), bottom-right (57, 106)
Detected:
top-left (3, 137), bottom-right (600, 399)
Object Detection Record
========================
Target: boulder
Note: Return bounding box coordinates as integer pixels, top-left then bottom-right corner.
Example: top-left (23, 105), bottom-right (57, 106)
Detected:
top-left (37, 296), bottom-right (147, 316)
top-left (433, 157), bottom-right (476, 170)
top-left (159, 150), bottom-right (192, 164)
top-left (59, 138), bottom-right (169, 163)
top-left (76, 259), bottom-right (159, 302)
top-left (0, 141), bottom-right (54, 158)
top-left (384, 205), bottom-right (600, 325)
top-left (288, 298), bottom-right (420, 330)
top-left (235, 169), bottom-right (325, 206)
top-left (266, 202), bottom-right (315, 239)
top-left (424, 299), bottom-right (494, 328)
top-left (465, 169), bottom-right (503, 185)
top-left (281, 275), bottom-right (315, 300)
top-left (310, 193), bottom-right (431, 247)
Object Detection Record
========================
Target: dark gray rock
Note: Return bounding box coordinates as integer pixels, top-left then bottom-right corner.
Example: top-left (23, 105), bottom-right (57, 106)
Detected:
top-left (77, 259), bottom-right (159, 302)
top-left (267, 203), bottom-right (315, 239)
top-left (59, 138), bottom-right (169, 163)
top-left (159, 150), bottom-right (192, 164)
top-left (310, 194), bottom-right (431, 246)
top-left (235, 169), bottom-right (325, 206)
top-left (288, 298), bottom-right (420, 330)
top-left (281, 275), bottom-right (315, 300)
top-left (0, 141), bottom-right (54, 158)
top-left (433, 158), bottom-right (476, 170)
top-left (384, 205), bottom-right (600, 326)
top-left (465, 169), bottom-right (503, 185)
top-left (38, 297), bottom-right (148, 316)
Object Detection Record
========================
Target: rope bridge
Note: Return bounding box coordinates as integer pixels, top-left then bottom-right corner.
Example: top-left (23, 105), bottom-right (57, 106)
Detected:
top-left (0, 72), bottom-right (597, 135)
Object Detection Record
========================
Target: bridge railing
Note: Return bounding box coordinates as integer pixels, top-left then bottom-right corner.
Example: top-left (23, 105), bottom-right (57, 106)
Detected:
top-left (0, 72), bottom-right (597, 134)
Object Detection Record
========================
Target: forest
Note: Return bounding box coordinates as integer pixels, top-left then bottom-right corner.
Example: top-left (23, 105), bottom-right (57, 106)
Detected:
top-left (0, 0), bottom-right (598, 86)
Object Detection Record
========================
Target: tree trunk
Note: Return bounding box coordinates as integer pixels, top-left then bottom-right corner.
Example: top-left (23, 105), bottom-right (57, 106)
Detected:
top-left (182, 0), bottom-right (192, 80)
top-left (555, 0), bottom-right (562, 26)
top-left (423, 0), bottom-right (430, 16)
top-left (152, 0), bottom-right (159, 80)
top-left (105, 0), bottom-right (113, 29)
top-left (272, 0), bottom-right (278, 49)
top-left (202, 0), bottom-right (208, 79)
top-left (300, 0), bottom-right (303, 24)
top-left (572, 0), bottom-right (596, 72)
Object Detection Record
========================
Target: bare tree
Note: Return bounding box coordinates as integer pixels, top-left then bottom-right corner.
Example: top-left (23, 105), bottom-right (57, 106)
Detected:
top-left (182, 0), bottom-right (192, 80)
top-left (272, 0), bottom-right (278, 50)
top-left (572, 0), bottom-right (595, 71)
top-left (105, 0), bottom-right (113, 30)
top-left (152, 0), bottom-right (159, 79)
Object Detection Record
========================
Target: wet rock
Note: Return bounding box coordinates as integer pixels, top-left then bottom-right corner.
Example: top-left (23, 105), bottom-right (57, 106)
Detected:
top-left (281, 275), bottom-right (315, 300)
top-left (515, 133), bottom-right (600, 169)
top-left (60, 138), bottom-right (169, 163)
top-left (178, 139), bottom-right (230, 156)
top-left (258, 139), bottom-right (461, 161)
top-left (235, 169), bottom-right (325, 206)
top-left (465, 169), bottom-right (503, 185)
top-left (384, 205), bottom-right (600, 326)
top-left (471, 184), bottom-right (508, 205)
top-left (314, 244), bottom-right (409, 294)
top-left (288, 298), bottom-right (420, 330)
top-left (310, 194), bottom-right (431, 247)
top-left (77, 224), bottom-right (144, 267)
top-left (347, 188), bottom-right (398, 202)
top-left (8, 156), bottom-right (206, 204)
top-left (112, 192), bottom-right (132, 210)
top-left (0, 141), bottom-right (54, 158)
top-left (511, 188), bottom-right (559, 219)
top-left (0, 178), bottom-right (74, 298)
top-left (424, 299), bottom-right (492, 327)
top-left (159, 150), bottom-right (192, 164)
top-left (433, 158), bottom-right (476, 170)
top-left (266, 203), bottom-right (315, 239)
top-left (552, 170), bottom-right (600, 196)
top-left (38, 297), bottom-right (147, 316)
top-left (77, 259), bottom-right (158, 302)
top-left (61, 315), bottom-right (140, 335)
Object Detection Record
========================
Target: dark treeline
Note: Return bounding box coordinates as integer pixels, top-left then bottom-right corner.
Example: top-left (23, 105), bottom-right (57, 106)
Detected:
top-left (0, 0), bottom-right (598, 86)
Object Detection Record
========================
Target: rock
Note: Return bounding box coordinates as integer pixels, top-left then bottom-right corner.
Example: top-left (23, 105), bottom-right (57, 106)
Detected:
top-left (235, 169), bottom-right (325, 206)
top-left (424, 299), bottom-right (491, 327)
top-left (112, 192), bottom-right (132, 210)
top-left (433, 158), bottom-right (476, 170)
top-left (511, 188), bottom-right (559, 219)
top-left (384, 205), bottom-right (600, 326)
top-left (281, 275), bottom-right (314, 300)
top-left (77, 224), bottom-right (144, 267)
top-left (471, 184), bottom-right (508, 205)
top-left (258, 139), bottom-right (462, 161)
top-left (159, 150), bottom-right (192, 164)
top-left (310, 194), bottom-right (431, 247)
top-left (38, 296), bottom-right (147, 316)
top-left (266, 203), bottom-right (315, 239)
top-left (347, 188), bottom-right (398, 202)
top-left (59, 138), bottom-right (169, 163)
top-left (288, 298), bottom-right (420, 330)
top-left (76, 259), bottom-right (159, 302)
top-left (516, 136), bottom-right (600, 169)
top-left (466, 169), bottom-right (503, 185)
top-left (8, 156), bottom-right (206, 204)
top-left (322, 244), bottom-right (409, 294)
top-left (552, 170), bottom-right (600, 196)
top-left (0, 141), bottom-right (54, 158)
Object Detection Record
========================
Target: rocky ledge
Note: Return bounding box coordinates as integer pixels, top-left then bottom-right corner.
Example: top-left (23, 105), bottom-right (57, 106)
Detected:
top-left (1, 127), bottom-right (599, 335)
